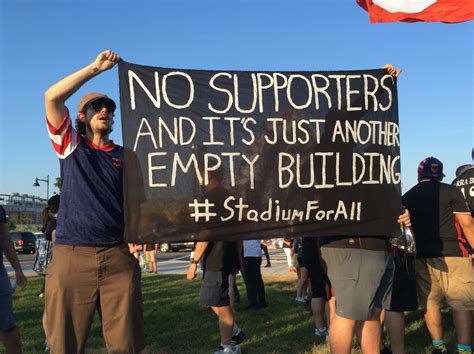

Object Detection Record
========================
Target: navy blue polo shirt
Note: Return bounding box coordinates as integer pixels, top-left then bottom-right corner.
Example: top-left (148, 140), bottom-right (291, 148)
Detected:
top-left (47, 110), bottom-right (124, 246)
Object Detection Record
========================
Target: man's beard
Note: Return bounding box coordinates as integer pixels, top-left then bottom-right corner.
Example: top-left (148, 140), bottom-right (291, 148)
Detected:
top-left (86, 121), bottom-right (113, 136)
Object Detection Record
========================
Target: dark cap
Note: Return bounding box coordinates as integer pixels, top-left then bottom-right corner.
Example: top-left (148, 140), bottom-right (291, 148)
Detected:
top-left (47, 195), bottom-right (60, 213)
top-left (455, 164), bottom-right (474, 177)
top-left (78, 92), bottom-right (116, 113)
top-left (418, 157), bottom-right (445, 179)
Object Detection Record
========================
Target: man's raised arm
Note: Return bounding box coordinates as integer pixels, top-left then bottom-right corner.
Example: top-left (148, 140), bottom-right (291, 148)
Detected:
top-left (44, 50), bottom-right (121, 129)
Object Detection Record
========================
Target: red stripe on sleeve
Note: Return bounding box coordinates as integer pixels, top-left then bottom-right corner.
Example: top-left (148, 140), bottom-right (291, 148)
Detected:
top-left (46, 108), bottom-right (70, 135)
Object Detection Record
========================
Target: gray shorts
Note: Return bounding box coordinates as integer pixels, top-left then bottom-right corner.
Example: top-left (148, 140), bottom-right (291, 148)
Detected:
top-left (321, 247), bottom-right (394, 320)
top-left (0, 266), bottom-right (15, 332)
top-left (199, 271), bottom-right (230, 307)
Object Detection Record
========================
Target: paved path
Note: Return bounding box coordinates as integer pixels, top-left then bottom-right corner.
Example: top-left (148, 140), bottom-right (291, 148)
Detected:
top-left (5, 247), bottom-right (293, 277)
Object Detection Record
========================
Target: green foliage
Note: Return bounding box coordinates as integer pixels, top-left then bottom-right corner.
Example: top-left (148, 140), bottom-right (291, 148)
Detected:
top-left (12, 276), bottom-right (457, 353)
top-left (5, 218), bottom-right (16, 231)
top-left (53, 177), bottom-right (61, 193)
top-left (14, 225), bottom-right (41, 232)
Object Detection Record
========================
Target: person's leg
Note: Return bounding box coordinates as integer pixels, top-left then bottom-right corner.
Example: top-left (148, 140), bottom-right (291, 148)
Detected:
top-left (355, 308), bottom-right (383, 354)
top-left (311, 297), bottom-right (326, 329)
top-left (441, 257), bottom-right (474, 349)
top-left (44, 245), bottom-right (98, 354)
top-left (0, 327), bottom-right (22, 354)
top-left (211, 306), bottom-right (234, 345)
top-left (261, 244), bottom-right (271, 267)
top-left (244, 257), bottom-right (258, 306)
top-left (301, 267), bottom-right (309, 298)
top-left (40, 277), bottom-right (45, 296)
top-left (328, 297), bottom-right (336, 325)
top-left (283, 247), bottom-right (292, 270)
top-left (415, 258), bottom-right (445, 347)
top-left (384, 310), bottom-right (406, 354)
top-left (228, 274), bottom-right (236, 311)
top-left (452, 310), bottom-right (472, 346)
top-left (424, 308), bottom-right (444, 341)
top-left (0, 270), bottom-right (21, 354)
top-left (146, 252), bottom-right (153, 273)
top-left (254, 257), bottom-right (267, 306)
top-left (303, 238), bottom-right (329, 330)
top-left (99, 245), bottom-right (148, 353)
top-left (328, 313), bottom-right (356, 354)
top-left (233, 276), bottom-right (241, 303)
top-left (296, 267), bottom-right (308, 299)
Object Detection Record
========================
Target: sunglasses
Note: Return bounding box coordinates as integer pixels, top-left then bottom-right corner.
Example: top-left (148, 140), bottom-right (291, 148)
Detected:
top-left (85, 100), bottom-right (115, 113)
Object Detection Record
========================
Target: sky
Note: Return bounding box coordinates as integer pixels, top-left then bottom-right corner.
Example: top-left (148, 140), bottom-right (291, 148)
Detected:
top-left (0, 0), bottom-right (472, 200)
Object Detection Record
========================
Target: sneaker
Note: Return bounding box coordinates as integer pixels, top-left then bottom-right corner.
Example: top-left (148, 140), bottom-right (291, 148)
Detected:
top-left (295, 297), bottom-right (306, 303)
top-left (215, 344), bottom-right (241, 354)
top-left (38, 293), bottom-right (44, 298)
top-left (231, 330), bottom-right (247, 346)
top-left (380, 346), bottom-right (392, 354)
top-left (431, 347), bottom-right (448, 354)
top-left (315, 327), bottom-right (329, 342)
top-left (44, 339), bottom-right (50, 352)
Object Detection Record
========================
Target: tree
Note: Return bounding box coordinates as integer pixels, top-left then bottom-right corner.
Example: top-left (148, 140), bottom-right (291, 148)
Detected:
top-left (54, 177), bottom-right (61, 193)
top-left (6, 218), bottom-right (16, 231)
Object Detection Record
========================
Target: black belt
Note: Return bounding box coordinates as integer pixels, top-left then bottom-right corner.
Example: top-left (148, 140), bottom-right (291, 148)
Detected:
top-left (321, 236), bottom-right (390, 251)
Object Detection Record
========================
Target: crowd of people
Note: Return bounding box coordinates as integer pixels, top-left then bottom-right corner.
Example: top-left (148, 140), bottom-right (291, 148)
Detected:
top-left (0, 51), bottom-right (473, 354)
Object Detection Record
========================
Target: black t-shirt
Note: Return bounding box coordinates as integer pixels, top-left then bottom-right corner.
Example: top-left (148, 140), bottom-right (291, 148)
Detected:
top-left (203, 241), bottom-right (239, 273)
top-left (402, 180), bottom-right (470, 258)
top-left (201, 186), bottom-right (239, 273)
top-left (452, 166), bottom-right (474, 216)
top-left (44, 218), bottom-right (56, 242)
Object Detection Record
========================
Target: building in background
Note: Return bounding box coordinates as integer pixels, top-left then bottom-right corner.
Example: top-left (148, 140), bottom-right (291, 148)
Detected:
top-left (0, 193), bottom-right (47, 226)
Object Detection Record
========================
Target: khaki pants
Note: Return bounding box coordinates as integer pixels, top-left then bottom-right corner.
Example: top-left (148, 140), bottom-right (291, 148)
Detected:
top-left (45, 244), bottom-right (147, 354)
top-left (415, 256), bottom-right (474, 310)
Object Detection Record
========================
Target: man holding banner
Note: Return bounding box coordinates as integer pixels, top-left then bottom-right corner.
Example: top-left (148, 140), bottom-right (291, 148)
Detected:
top-left (314, 64), bottom-right (410, 354)
top-left (186, 167), bottom-right (246, 354)
top-left (44, 50), bottom-right (148, 354)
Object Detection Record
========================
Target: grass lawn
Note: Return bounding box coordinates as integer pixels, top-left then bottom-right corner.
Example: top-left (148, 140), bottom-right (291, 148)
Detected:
top-left (12, 274), bottom-right (458, 353)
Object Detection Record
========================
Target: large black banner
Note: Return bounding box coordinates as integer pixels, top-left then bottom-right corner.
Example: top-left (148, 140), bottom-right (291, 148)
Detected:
top-left (119, 61), bottom-right (403, 242)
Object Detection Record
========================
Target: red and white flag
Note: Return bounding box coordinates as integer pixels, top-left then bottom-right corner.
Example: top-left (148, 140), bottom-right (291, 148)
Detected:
top-left (357, 0), bottom-right (474, 23)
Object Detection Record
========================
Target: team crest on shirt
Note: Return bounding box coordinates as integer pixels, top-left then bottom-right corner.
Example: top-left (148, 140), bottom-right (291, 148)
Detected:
top-left (112, 158), bottom-right (122, 168)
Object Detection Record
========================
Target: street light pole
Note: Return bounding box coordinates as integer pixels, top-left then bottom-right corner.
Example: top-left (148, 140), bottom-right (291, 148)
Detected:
top-left (33, 175), bottom-right (50, 200)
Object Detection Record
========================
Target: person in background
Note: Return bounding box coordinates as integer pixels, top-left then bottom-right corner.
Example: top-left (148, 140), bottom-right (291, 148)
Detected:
top-left (403, 157), bottom-right (474, 354)
top-left (186, 167), bottom-right (246, 354)
top-left (381, 245), bottom-right (418, 354)
top-left (293, 237), bottom-right (309, 302)
top-left (243, 239), bottom-right (268, 310)
top-left (260, 242), bottom-right (271, 268)
top-left (144, 243), bottom-right (158, 274)
top-left (318, 63), bottom-right (404, 354)
top-left (38, 194), bottom-right (60, 298)
top-left (0, 205), bottom-right (27, 354)
top-left (302, 236), bottom-right (330, 342)
top-left (281, 238), bottom-right (294, 272)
